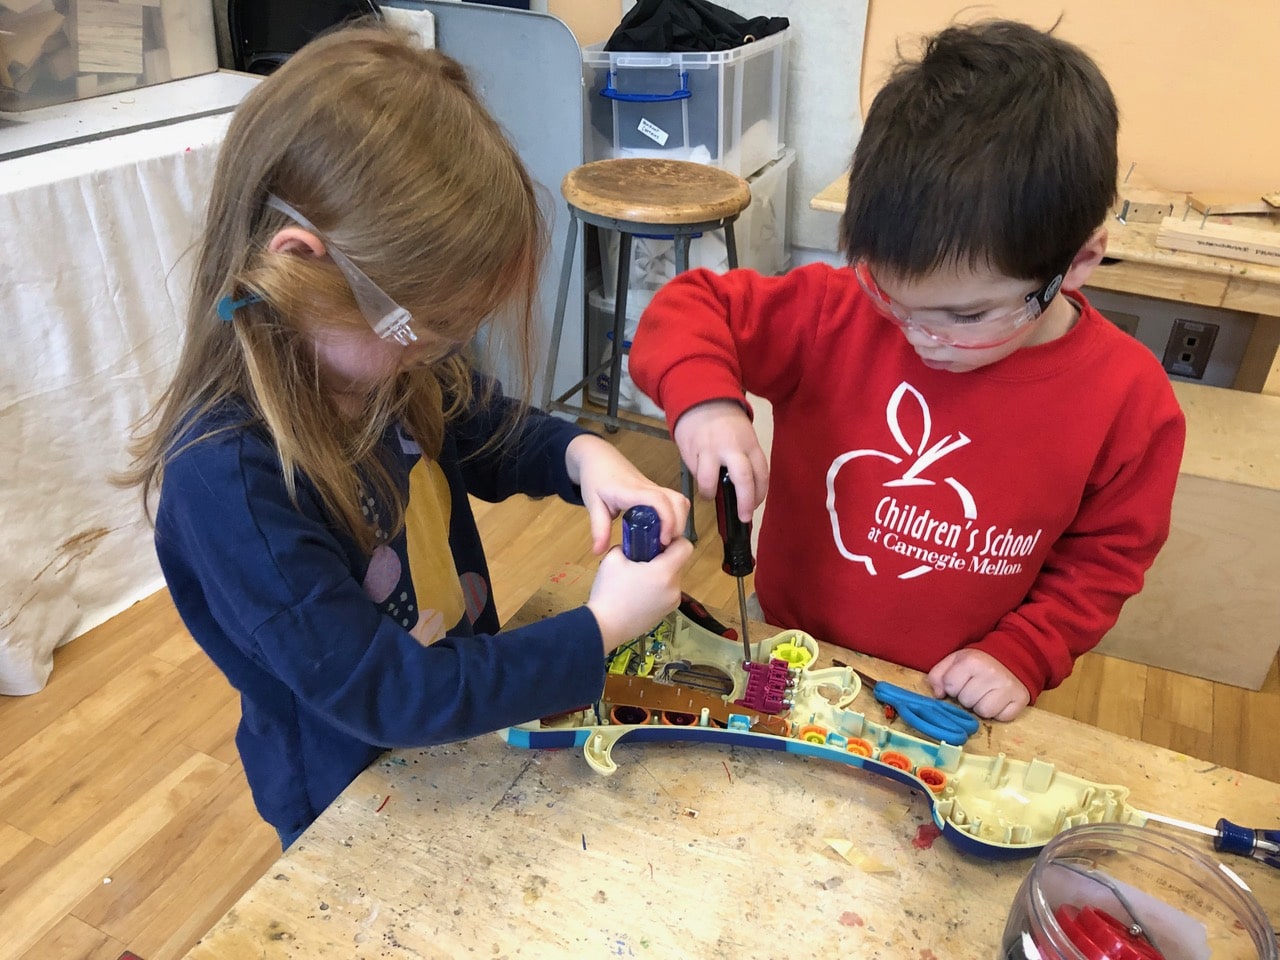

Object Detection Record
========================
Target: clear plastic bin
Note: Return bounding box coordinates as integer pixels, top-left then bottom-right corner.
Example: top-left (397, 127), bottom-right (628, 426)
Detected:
top-left (1000, 823), bottom-right (1277, 959)
top-left (586, 285), bottom-right (669, 417)
top-left (597, 147), bottom-right (795, 296)
top-left (0, 0), bottom-right (218, 112)
top-left (583, 29), bottom-right (789, 178)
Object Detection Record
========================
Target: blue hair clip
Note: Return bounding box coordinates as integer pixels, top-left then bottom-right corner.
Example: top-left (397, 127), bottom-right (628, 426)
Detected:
top-left (216, 293), bottom-right (264, 321)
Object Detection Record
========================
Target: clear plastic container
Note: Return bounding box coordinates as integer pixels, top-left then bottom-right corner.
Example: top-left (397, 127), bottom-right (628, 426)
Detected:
top-left (584, 285), bottom-right (660, 416)
top-left (582, 29), bottom-right (789, 178)
top-left (1001, 823), bottom-right (1277, 959)
top-left (1, 0), bottom-right (218, 112)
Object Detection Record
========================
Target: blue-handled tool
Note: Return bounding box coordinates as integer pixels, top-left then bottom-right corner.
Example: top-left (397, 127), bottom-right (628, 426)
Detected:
top-left (1141, 811), bottom-right (1280, 870)
top-left (850, 667), bottom-right (980, 746)
top-left (621, 507), bottom-right (662, 686)
top-left (622, 505), bottom-right (662, 562)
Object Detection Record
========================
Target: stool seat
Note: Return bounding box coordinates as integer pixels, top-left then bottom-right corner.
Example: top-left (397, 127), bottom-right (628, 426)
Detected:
top-left (545, 158), bottom-right (754, 544)
top-left (561, 158), bottom-right (751, 226)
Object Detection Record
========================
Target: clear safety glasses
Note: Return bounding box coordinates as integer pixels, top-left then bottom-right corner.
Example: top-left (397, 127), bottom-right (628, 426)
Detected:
top-left (265, 195), bottom-right (418, 346)
top-left (853, 259), bottom-right (1067, 350)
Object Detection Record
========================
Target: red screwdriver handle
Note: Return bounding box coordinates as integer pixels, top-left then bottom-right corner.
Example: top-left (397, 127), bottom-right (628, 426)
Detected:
top-left (715, 467), bottom-right (755, 578)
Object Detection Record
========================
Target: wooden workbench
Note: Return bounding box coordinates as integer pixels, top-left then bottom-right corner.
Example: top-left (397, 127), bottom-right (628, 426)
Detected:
top-left (810, 175), bottom-right (1280, 394)
top-left (182, 567), bottom-right (1280, 958)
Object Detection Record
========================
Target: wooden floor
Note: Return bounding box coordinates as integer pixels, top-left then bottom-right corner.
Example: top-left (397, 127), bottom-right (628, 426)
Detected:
top-left (1, 427), bottom-right (1277, 960)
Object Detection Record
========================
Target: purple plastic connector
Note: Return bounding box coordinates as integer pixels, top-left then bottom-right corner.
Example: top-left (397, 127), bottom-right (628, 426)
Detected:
top-left (735, 658), bottom-right (792, 715)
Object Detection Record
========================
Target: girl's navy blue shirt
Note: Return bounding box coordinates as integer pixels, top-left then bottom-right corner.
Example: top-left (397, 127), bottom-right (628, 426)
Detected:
top-left (155, 386), bottom-right (603, 837)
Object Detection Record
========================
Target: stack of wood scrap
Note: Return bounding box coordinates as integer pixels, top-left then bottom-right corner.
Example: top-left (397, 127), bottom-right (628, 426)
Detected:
top-left (0, 0), bottom-right (216, 111)
top-left (1155, 189), bottom-right (1280, 268)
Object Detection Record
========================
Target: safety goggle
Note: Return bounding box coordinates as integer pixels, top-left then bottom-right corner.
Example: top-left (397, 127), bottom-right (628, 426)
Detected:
top-left (266, 195), bottom-right (418, 346)
top-left (853, 259), bottom-right (1066, 350)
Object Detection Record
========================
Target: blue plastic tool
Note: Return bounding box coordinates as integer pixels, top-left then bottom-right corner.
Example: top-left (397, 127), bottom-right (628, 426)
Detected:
top-left (1217, 818), bottom-right (1280, 868)
top-left (621, 505), bottom-right (662, 562)
top-left (851, 667), bottom-right (980, 746)
top-left (1142, 810), bottom-right (1280, 869)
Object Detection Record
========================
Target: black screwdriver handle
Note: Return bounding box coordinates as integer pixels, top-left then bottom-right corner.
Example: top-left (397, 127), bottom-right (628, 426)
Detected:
top-left (715, 467), bottom-right (755, 578)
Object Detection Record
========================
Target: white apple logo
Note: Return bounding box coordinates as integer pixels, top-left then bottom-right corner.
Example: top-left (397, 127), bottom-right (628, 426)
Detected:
top-left (826, 382), bottom-right (978, 579)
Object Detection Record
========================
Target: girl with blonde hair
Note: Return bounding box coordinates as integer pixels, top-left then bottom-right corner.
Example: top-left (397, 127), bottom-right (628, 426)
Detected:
top-left (125, 24), bottom-right (691, 847)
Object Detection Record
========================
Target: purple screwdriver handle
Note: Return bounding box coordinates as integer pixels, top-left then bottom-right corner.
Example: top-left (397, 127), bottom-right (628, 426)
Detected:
top-left (622, 506), bottom-right (663, 562)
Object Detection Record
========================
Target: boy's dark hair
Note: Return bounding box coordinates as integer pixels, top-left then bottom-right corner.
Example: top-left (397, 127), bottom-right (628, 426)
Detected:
top-left (840, 19), bottom-right (1118, 283)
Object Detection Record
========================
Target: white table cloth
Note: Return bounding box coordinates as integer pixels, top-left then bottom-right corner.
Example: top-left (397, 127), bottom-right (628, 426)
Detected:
top-left (0, 74), bottom-right (258, 694)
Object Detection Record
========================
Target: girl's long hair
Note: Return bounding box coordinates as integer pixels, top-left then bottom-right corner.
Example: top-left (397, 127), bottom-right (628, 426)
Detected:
top-left (121, 24), bottom-right (545, 553)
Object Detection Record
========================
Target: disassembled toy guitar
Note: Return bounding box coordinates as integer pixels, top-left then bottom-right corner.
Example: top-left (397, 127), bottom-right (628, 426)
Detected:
top-left (500, 610), bottom-right (1151, 862)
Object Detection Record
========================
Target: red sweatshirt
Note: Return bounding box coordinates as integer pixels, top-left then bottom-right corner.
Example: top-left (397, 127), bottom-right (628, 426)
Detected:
top-left (629, 263), bottom-right (1185, 701)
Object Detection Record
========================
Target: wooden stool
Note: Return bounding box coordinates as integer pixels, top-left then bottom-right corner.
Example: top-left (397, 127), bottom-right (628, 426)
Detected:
top-left (542, 158), bottom-right (752, 541)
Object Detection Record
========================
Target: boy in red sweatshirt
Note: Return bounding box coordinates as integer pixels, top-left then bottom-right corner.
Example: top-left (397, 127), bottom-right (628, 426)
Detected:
top-left (629, 19), bottom-right (1185, 721)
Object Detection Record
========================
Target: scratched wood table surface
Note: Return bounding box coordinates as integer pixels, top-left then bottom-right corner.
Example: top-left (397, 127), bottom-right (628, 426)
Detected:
top-left (183, 565), bottom-right (1280, 959)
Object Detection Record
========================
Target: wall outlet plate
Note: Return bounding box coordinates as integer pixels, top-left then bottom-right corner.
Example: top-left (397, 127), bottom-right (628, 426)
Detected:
top-left (1162, 319), bottom-right (1218, 379)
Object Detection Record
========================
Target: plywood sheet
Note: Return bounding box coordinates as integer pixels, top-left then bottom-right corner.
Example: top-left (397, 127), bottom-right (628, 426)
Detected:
top-left (862, 3), bottom-right (1280, 197)
top-left (1098, 474), bottom-right (1280, 689)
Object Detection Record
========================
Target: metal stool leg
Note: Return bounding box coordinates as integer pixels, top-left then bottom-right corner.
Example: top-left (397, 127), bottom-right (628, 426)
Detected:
top-left (669, 230), bottom-right (698, 542)
top-left (542, 211), bottom-right (580, 410)
top-left (604, 230), bottom-right (633, 433)
top-left (725, 220), bottom-right (740, 270)
top-left (673, 232), bottom-right (691, 276)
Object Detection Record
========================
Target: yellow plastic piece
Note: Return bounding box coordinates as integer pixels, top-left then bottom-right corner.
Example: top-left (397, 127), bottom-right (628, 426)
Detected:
top-left (635, 654), bottom-right (656, 678)
top-left (772, 641), bottom-right (813, 669)
top-left (607, 649), bottom-right (633, 675)
top-left (651, 620), bottom-right (674, 645)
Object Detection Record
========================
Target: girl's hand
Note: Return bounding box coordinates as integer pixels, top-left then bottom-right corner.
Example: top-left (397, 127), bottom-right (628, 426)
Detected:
top-left (672, 400), bottom-right (769, 521)
top-left (587, 538), bottom-right (695, 653)
top-left (926, 649), bottom-right (1031, 722)
top-left (565, 433), bottom-right (690, 555)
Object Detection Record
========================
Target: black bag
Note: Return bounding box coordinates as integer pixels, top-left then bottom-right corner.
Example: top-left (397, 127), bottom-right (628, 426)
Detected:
top-left (227, 0), bottom-right (380, 75)
top-left (605, 0), bottom-right (789, 52)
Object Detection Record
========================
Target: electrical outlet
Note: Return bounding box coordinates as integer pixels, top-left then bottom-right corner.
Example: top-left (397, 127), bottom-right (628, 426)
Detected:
top-left (1161, 319), bottom-right (1218, 379)
top-left (1106, 310), bottom-right (1141, 338)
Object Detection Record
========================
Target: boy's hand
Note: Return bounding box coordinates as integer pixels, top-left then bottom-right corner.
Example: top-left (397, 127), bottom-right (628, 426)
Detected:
top-left (565, 433), bottom-right (690, 555)
top-left (672, 400), bottom-right (769, 521)
top-left (926, 650), bottom-right (1031, 721)
top-left (587, 538), bottom-right (695, 653)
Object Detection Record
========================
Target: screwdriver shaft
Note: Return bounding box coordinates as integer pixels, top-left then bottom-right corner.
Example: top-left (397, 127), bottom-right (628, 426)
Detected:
top-left (1140, 810), bottom-right (1218, 838)
top-left (736, 575), bottom-right (751, 664)
top-left (1140, 810), bottom-right (1280, 868)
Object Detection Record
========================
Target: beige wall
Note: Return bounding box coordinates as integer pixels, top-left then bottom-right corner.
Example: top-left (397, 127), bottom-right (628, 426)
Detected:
top-left (548, 0), bottom-right (621, 46)
top-left (863, 2), bottom-right (1278, 196)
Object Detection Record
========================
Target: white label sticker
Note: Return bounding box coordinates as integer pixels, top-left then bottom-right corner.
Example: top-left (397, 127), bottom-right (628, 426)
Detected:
top-left (637, 117), bottom-right (669, 146)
